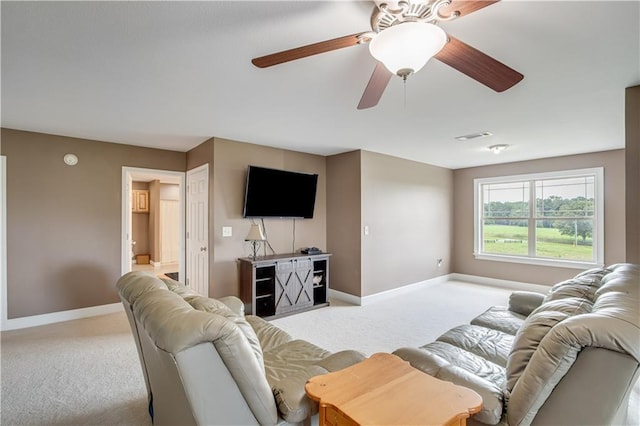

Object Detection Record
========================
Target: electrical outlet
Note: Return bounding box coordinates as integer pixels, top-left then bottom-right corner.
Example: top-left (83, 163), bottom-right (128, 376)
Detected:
top-left (222, 226), bottom-right (232, 237)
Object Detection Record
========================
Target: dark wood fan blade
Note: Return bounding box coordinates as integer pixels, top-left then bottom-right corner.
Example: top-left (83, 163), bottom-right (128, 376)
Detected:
top-left (252, 33), bottom-right (365, 68)
top-left (437, 1), bottom-right (500, 19)
top-left (357, 62), bottom-right (393, 110)
top-left (435, 35), bottom-right (523, 92)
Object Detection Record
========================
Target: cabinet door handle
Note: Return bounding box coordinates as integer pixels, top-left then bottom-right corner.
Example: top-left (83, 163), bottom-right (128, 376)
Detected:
top-left (200, 247), bottom-right (207, 252)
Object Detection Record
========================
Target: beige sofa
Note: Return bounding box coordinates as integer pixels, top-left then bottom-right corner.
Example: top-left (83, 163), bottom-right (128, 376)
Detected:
top-left (116, 271), bottom-right (364, 425)
top-left (394, 264), bottom-right (640, 426)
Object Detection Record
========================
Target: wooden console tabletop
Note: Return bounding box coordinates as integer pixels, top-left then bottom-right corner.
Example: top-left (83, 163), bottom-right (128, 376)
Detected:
top-left (305, 353), bottom-right (483, 426)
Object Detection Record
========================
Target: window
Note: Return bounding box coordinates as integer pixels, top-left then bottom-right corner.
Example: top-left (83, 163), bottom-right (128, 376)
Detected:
top-left (474, 168), bottom-right (604, 268)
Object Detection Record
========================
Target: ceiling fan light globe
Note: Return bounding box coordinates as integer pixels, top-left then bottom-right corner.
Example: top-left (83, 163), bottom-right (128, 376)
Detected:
top-left (369, 22), bottom-right (447, 76)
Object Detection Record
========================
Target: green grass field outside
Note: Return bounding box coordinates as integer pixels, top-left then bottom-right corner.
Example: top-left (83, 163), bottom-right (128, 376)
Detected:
top-left (483, 224), bottom-right (593, 261)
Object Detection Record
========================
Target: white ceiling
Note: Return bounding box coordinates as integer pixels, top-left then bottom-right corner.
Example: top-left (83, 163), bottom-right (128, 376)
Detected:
top-left (2, 1), bottom-right (639, 169)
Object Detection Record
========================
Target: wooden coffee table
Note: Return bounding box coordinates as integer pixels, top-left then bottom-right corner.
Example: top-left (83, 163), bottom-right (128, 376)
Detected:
top-left (305, 353), bottom-right (483, 426)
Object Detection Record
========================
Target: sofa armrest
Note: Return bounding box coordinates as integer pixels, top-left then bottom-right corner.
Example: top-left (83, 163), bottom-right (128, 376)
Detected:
top-left (508, 291), bottom-right (545, 317)
top-left (218, 296), bottom-right (245, 316)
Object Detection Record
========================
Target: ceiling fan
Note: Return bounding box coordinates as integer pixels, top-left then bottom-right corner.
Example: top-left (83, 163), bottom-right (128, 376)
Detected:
top-left (251, 0), bottom-right (524, 109)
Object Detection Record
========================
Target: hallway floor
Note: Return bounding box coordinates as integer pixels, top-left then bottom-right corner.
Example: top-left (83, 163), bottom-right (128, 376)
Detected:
top-left (131, 261), bottom-right (179, 278)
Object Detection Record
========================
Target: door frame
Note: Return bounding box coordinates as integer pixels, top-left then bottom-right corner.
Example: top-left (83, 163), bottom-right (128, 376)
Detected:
top-left (121, 167), bottom-right (186, 279)
top-left (1, 156), bottom-right (7, 329)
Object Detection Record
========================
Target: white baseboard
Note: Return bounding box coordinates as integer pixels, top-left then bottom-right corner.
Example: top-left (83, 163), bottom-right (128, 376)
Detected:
top-left (1, 303), bottom-right (123, 331)
top-left (449, 273), bottom-right (550, 294)
top-left (329, 288), bottom-right (362, 306)
top-left (329, 273), bottom-right (550, 307)
top-left (330, 274), bottom-right (451, 306)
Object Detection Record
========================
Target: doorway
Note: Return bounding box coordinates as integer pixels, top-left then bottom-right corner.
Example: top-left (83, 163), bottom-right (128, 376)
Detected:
top-left (121, 167), bottom-right (185, 281)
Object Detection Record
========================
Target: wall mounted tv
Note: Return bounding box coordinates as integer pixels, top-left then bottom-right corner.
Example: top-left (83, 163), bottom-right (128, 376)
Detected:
top-left (243, 166), bottom-right (319, 219)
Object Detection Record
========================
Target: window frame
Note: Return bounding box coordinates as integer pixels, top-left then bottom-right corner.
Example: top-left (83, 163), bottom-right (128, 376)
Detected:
top-left (473, 167), bottom-right (604, 269)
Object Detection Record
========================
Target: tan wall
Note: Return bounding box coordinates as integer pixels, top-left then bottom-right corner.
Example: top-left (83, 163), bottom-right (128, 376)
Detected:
top-left (626, 86), bottom-right (640, 264)
top-left (1, 128), bottom-right (185, 318)
top-left (211, 138), bottom-right (327, 297)
top-left (452, 150), bottom-right (626, 285)
top-left (360, 151), bottom-right (453, 297)
top-left (326, 151), bottom-right (362, 296)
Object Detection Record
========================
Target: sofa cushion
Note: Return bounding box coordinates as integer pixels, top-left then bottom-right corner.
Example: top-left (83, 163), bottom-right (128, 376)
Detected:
top-left (506, 297), bottom-right (593, 392)
top-left (392, 344), bottom-right (505, 425)
top-left (542, 268), bottom-right (609, 304)
top-left (507, 291), bottom-right (545, 317)
top-left (267, 348), bottom-right (366, 423)
top-left (160, 276), bottom-right (201, 298)
top-left (263, 339), bottom-right (332, 382)
top-left (471, 306), bottom-right (526, 335)
top-left (316, 350), bottom-right (367, 372)
top-left (418, 341), bottom-right (505, 387)
top-left (263, 339), bottom-right (332, 423)
top-left (246, 315), bottom-right (293, 352)
top-left (117, 271), bottom-right (167, 304)
top-left (216, 296), bottom-right (245, 316)
top-left (438, 325), bottom-right (514, 367)
top-left (185, 295), bottom-right (265, 374)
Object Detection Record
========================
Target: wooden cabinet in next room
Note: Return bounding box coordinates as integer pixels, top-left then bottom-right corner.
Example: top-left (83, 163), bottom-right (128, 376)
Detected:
top-left (131, 189), bottom-right (149, 213)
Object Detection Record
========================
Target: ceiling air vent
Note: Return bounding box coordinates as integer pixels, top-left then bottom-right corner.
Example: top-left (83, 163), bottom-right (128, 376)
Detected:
top-left (455, 131), bottom-right (493, 142)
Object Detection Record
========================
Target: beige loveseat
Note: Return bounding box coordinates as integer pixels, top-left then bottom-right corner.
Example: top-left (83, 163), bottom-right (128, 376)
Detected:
top-left (116, 271), bottom-right (364, 425)
top-left (394, 263), bottom-right (640, 426)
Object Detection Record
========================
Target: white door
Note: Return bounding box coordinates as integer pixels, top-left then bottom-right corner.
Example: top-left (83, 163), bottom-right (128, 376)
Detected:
top-left (186, 164), bottom-right (209, 296)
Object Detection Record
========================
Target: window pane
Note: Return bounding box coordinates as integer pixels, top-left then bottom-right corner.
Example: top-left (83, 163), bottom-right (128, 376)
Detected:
top-left (535, 176), bottom-right (595, 218)
top-left (535, 219), bottom-right (594, 261)
top-left (476, 169), bottom-right (602, 266)
top-left (482, 220), bottom-right (528, 256)
top-left (482, 181), bottom-right (529, 219)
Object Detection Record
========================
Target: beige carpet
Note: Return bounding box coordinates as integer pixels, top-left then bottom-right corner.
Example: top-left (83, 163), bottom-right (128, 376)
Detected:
top-left (1, 280), bottom-right (638, 425)
top-left (1, 311), bottom-right (151, 425)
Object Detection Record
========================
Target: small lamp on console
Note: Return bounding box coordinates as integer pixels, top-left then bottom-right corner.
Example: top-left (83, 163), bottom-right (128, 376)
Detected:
top-left (245, 223), bottom-right (266, 259)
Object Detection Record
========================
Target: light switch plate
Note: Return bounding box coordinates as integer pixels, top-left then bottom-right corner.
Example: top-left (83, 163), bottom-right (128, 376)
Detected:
top-left (222, 226), bottom-right (232, 237)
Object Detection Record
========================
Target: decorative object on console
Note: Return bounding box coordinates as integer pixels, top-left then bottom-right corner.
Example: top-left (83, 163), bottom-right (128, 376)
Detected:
top-left (301, 247), bottom-right (322, 255)
top-left (245, 223), bottom-right (266, 259)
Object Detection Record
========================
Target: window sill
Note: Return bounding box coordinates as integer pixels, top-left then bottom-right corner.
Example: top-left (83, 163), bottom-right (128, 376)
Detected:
top-left (473, 253), bottom-right (603, 270)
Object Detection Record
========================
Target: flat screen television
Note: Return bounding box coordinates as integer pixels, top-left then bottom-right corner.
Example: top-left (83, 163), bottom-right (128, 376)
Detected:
top-left (243, 166), bottom-right (319, 219)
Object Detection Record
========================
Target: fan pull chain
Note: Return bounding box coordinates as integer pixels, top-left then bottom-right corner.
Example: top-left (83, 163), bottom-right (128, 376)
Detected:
top-left (403, 74), bottom-right (408, 108)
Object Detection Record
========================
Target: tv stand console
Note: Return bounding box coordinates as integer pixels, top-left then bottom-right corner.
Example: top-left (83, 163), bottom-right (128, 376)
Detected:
top-left (239, 253), bottom-right (331, 319)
